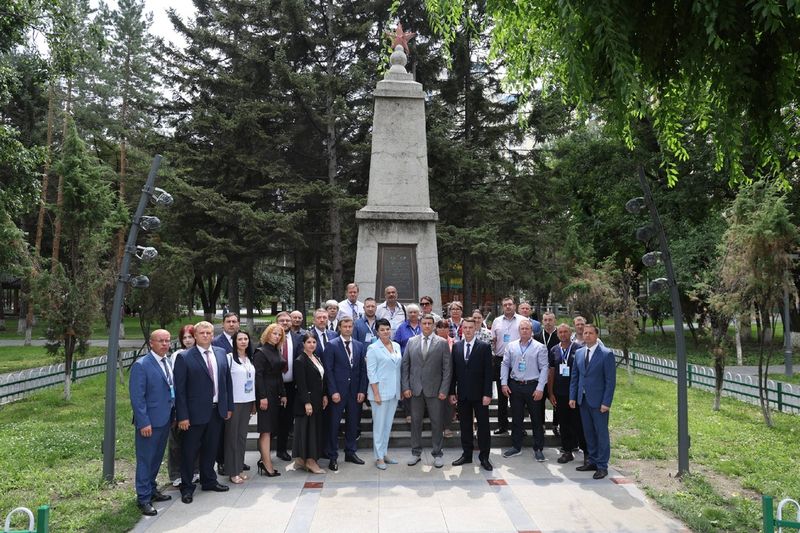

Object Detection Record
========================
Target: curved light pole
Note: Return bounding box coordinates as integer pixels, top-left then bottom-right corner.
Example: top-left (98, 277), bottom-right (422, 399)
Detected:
top-left (626, 164), bottom-right (690, 476)
top-left (102, 155), bottom-right (172, 482)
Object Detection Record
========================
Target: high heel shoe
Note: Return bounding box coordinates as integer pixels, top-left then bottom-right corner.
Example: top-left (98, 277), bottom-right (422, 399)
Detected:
top-left (257, 460), bottom-right (281, 477)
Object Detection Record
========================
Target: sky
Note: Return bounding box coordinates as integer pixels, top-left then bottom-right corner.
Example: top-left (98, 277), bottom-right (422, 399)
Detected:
top-left (142, 0), bottom-right (195, 47)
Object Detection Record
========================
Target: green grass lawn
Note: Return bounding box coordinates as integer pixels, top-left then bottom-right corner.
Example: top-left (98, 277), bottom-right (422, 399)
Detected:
top-left (0, 316), bottom-right (218, 341)
top-left (612, 371), bottom-right (800, 532)
top-left (0, 374), bottom-right (140, 532)
top-left (0, 346), bottom-right (112, 374)
top-left (767, 372), bottom-right (800, 385)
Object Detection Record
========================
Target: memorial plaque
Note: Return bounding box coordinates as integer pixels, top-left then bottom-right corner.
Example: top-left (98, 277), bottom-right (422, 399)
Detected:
top-left (376, 244), bottom-right (418, 302)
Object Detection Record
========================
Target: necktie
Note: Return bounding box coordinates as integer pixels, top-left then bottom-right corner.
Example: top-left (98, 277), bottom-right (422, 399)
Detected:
top-left (465, 343), bottom-right (471, 363)
top-left (328, 321), bottom-right (335, 331)
top-left (282, 338), bottom-right (289, 373)
top-left (204, 349), bottom-right (217, 397)
top-left (422, 336), bottom-right (429, 358)
top-left (585, 348), bottom-right (591, 370)
top-left (345, 340), bottom-right (352, 367)
top-left (350, 303), bottom-right (357, 319)
top-left (320, 330), bottom-right (327, 350)
top-left (161, 357), bottom-right (173, 386)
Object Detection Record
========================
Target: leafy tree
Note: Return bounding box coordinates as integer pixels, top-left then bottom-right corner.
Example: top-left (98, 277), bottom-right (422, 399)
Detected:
top-left (711, 182), bottom-right (797, 426)
top-left (34, 118), bottom-right (118, 400)
top-left (426, 0), bottom-right (800, 185)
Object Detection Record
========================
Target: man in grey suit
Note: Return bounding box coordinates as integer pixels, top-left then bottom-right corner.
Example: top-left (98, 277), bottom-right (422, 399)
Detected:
top-left (401, 313), bottom-right (452, 468)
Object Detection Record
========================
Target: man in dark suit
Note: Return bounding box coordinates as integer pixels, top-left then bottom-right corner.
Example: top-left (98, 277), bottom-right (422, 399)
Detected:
top-left (402, 313), bottom-right (451, 468)
top-left (311, 308), bottom-right (338, 356)
top-left (276, 311), bottom-right (303, 461)
top-left (569, 323), bottom-right (616, 479)
top-left (353, 297), bottom-right (378, 345)
top-left (322, 316), bottom-right (367, 471)
top-left (450, 318), bottom-right (493, 471)
top-left (174, 321), bottom-right (234, 503)
top-left (212, 312), bottom-right (239, 353)
top-left (130, 329), bottom-right (175, 515)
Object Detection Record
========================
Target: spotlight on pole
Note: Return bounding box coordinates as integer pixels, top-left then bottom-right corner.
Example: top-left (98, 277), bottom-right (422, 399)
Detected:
top-left (150, 187), bottom-right (174, 207)
top-left (649, 277), bottom-right (669, 293)
top-left (129, 275), bottom-right (151, 289)
top-left (135, 246), bottom-right (159, 262)
top-left (642, 251), bottom-right (662, 267)
top-left (625, 197), bottom-right (646, 215)
top-left (636, 225), bottom-right (657, 242)
top-left (139, 215), bottom-right (161, 232)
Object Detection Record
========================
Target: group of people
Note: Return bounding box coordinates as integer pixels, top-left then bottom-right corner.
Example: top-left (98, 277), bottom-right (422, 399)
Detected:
top-left (129, 283), bottom-right (616, 517)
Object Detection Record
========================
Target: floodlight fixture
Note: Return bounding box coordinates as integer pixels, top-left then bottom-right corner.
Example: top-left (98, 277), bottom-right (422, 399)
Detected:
top-left (150, 187), bottom-right (174, 207)
top-left (138, 215), bottom-right (161, 231)
top-left (129, 275), bottom-right (151, 289)
top-left (625, 196), bottom-right (646, 215)
top-left (636, 225), bottom-right (657, 242)
top-left (135, 246), bottom-right (158, 261)
top-left (649, 277), bottom-right (668, 293)
top-left (642, 251), bottom-right (662, 267)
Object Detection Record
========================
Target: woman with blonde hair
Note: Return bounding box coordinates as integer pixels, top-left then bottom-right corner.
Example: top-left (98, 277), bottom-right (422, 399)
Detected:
top-left (253, 323), bottom-right (287, 476)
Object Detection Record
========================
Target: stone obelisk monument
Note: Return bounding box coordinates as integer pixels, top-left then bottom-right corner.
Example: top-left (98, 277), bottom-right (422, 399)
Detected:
top-left (354, 26), bottom-right (440, 310)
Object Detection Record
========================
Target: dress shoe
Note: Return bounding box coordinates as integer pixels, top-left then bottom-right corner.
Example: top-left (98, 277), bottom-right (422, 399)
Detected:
top-left (452, 455), bottom-right (472, 466)
top-left (202, 483), bottom-right (230, 492)
top-left (557, 452), bottom-right (574, 464)
top-left (345, 453), bottom-right (365, 465)
top-left (493, 428), bottom-right (508, 435)
top-left (242, 463), bottom-right (250, 471)
top-left (480, 458), bottom-right (493, 471)
top-left (217, 464), bottom-right (225, 475)
top-left (576, 463), bottom-right (598, 472)
top-left (384, 457), bottom-right (398, 464)
top-left (593, 468), bottom-right (608, 479)
top-left (151, 491), bottom-right (172, 502)
top-left (376, 460), bottom-right (387, 470)
top-left (138, 502), bottom-right (157, 516)
top-left (181, 494), bottom-right (193, 504)
top-left (277, 451), bottom-right (292, 462)
top-left (433, 456), bottom-right (444, 468)
top-left (329, 460), bottom-right (339, 472)
top-left (502, 447), bottom-right (522, 458)
top-left (407, 455), bottom-right (421, 466)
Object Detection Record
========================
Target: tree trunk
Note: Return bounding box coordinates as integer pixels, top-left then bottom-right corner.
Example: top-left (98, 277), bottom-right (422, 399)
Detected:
top-left (325, 0), bottom-right (343, 299)
top-left (227, 269), bottom-right (240, 317)
top-left (244, 264), bottom-right (255, 333)
top-left (51, 77), bottom-right (73, 269)
top-left (63, 333), bottom-right (75, 401)
top-left (294, 249), bottom-right (306, 327)
top-left (314, 253), bottom-right (322, 310)
top-left (732, 316), bottom-right (743, 365)
top-left (463, 253), bottom-right (473, 312)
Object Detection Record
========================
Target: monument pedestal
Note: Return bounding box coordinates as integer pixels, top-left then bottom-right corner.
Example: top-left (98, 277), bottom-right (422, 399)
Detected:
top-left (354, 45), bottom-right (441, 309)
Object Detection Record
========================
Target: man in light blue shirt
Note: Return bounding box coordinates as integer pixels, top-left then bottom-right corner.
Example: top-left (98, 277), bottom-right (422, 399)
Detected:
top-left (500, 319), bottom-right (549, 461)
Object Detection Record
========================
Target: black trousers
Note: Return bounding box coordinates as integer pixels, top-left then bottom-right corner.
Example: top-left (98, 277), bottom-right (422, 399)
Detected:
top-left (509, 379), bottom-right (544, 451)
top-left (457, 398), bottom-right (490, 460)
top-left (180, 409), bottom-right (223, 495)
top-left (277, 381), bottom-right (296, 454)
top-left (555, 393), bottom-right (586, 452)
top-left (493, 357), bottom-right (509, 431)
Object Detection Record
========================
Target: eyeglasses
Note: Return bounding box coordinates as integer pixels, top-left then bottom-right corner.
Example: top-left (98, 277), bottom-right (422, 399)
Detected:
top-left (419, 301), bottom-right (432, 306)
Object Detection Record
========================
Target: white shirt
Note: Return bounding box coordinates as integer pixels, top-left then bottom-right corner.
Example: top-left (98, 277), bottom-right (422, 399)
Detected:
top-left (230, 355), bottom-right (256, 403)
top-left (337, 299), bottom-right (365, 321)
top-left (151, 352), bottom-right (172, 382)
top-left (376, 301), bottom-right (406, 334)
top-left (199, 346), bottom-right (219, 403)
top-left (282, 332), bottom-right (295, 383)
top-left (490, 313), bottom-right (524, 357)
top-left (314, 327), bottom-right (330, 352)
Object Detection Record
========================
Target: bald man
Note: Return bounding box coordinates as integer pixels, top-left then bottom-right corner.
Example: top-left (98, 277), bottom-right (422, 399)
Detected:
top-left (130, 329), bottom-right (176, 515)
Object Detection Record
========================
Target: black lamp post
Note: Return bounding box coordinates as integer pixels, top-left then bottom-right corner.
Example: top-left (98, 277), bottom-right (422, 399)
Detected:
top-left (102, 155), bottom-right (171, 482)
top-left (626, 164), bottom-right (690, 476)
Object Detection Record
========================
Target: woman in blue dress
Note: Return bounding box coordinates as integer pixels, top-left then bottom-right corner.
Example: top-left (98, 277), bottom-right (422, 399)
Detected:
top-left (366, 318), bottom-right (402, 469)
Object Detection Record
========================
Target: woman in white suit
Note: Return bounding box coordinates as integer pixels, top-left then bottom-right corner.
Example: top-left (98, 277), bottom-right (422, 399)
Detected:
top-left (367, 318), bottom-right (402, 469)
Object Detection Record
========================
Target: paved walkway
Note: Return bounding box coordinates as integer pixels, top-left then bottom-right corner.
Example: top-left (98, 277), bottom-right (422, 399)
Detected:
top-left (133, 447), bottom-right (686, 533)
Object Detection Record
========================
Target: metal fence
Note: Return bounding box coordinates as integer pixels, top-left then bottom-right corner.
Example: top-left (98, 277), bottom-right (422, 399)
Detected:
top-left (613, 349), bottom-right (800, 414)
top-left (0, 350), bottom-right (141, 405)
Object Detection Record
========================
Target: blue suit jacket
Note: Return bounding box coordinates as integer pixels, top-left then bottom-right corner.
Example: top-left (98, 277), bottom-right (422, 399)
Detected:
top-left (322, 336), bottom-right (367, 399)
top-left (174, 345), bottom-right (234, 424)
top-left (569, 344), bottom-right (616, 408)
top-left (129, 352), bottom-right (175, 429)
top-left (212, 333), bottom-right (233, 354)
top-left (311, 328), bottom-right (338, 357)
top-left (353, 317), bottom-right (377, 344)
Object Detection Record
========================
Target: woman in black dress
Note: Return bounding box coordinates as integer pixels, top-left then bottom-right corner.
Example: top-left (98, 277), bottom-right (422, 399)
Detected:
top-left (253, 323), bottom-right (287, 476)
top-left (293, 332), bottom-right (328, 474)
